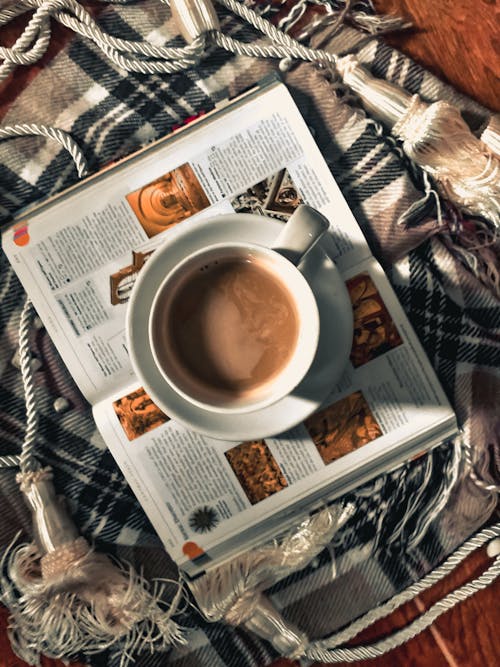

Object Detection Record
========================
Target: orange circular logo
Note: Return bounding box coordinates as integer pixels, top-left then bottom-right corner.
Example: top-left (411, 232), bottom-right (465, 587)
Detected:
top-left (13, 224), bottom-right (30, 246)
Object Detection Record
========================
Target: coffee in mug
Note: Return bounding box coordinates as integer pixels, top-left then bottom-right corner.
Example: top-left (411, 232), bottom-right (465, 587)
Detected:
top-left (149, 242), bottom-right (320, 413)
top-left (161, 254), bottom-right (299, 396)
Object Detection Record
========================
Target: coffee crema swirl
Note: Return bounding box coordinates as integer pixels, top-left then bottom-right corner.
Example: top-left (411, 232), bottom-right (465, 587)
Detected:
top-left (163, 257), bottom-right (299, 398)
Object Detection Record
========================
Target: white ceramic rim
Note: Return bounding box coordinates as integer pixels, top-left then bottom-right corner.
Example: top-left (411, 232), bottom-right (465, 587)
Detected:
top-left (148, 241), bottom-right (320, 414)
top-left (126, 212), bottom-right (353, 440)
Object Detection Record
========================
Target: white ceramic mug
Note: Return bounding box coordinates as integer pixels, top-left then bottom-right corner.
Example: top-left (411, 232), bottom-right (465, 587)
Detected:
top-left (148, 204), bottom-right (329, 414)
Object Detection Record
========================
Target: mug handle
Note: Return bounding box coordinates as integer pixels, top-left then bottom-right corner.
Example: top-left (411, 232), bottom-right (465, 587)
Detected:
top-left (271, 204), bottom-right (329, 266)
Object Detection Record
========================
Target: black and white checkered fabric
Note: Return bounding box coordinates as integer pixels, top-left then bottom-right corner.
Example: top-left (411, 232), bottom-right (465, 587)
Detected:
top-left (0, 3), bottom-right (498, 666)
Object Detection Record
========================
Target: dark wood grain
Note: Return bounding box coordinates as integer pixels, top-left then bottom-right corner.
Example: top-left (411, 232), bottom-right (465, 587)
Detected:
top-left (314, 601), bottom-right (450, 667)
top-left (373, 0), bottom-right (500, 111)
top-left (1, 0), bottom-right (498, 116)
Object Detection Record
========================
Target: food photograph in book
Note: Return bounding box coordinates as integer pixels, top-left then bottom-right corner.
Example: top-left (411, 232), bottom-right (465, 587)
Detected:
top-left (126, 163), bottom-right (210, 237)
top-left (112, 387), bottom-right (169, 441)
top-left (305, 390), bottom-right (383, 465)
top-left (346, 273), bottom-right (403, 368)
top-left (225, 440), bottom-right (288, 505)
top-left (109, 249), bottom-right (155, 305)
top-left (231, 168), bottom-right (303, 221)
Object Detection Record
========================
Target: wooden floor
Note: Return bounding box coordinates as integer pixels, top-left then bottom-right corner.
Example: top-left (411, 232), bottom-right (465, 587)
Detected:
top-left (373, 0), bottom-right (499, 112)
top-left (276, 2), bottom-right (498, 665)
top-left (0, 1), bottom-right (498, 116)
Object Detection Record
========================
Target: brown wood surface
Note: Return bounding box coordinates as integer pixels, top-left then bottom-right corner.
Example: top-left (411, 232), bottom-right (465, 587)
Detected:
top-left (0, 603), bottom-right (87, 667)
top-left (373, 0), bottom-right (500, 111)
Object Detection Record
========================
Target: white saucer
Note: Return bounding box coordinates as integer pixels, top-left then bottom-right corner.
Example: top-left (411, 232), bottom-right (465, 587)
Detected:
top-left (127, 213), bottom-right (353, 441)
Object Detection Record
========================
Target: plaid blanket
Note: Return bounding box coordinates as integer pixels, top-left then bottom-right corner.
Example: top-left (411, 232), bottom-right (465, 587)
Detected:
top-left (0, 3), bottom-right (498, 666)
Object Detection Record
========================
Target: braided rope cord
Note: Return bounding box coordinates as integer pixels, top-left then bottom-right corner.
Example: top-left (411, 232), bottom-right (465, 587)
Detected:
top-left (462, 435), bottom-right (500, 494)
top-left (0, 0), bottom-right (207, 80)
top-left (215, 0), bottom-right (337, 65)
top-left (306, 523), bottom-right (500, 661)
top-left (2, 305), bottom-right (497, 660)
top-left (0, 123), bottom-right (89, 177)
top-left (0, 2), bottom-right (53, 66)
top-left (0, 0), bottom-right (338, 83)
top-left (2, 300), bottom-right (41, 474)
top-left (0, 1), bottom-right (51, 80)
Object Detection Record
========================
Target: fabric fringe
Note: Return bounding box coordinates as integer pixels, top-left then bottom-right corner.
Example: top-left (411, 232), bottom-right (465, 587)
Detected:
top-left (257, 0), bottom-right (409, 38)
top-left (188, 504), bottom-right (354, 656)
top-left (189, 503), bottom-right (354, 623)
top-left (480, 114), bottom-right (500, 160)
top-left (394, 96), bottom-right (500, 229)
top-left (441, 212), bottom-right (500, 300)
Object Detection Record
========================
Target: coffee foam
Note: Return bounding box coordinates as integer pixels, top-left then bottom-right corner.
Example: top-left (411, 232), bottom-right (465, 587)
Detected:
top-left (156, 256), bottom-right (299, 402)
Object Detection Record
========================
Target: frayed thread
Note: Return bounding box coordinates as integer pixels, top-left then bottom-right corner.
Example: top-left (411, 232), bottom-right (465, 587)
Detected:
top-left (0, 536), bottom-right (186, 667)
top-left (394, 97), bottom-right (500, 229)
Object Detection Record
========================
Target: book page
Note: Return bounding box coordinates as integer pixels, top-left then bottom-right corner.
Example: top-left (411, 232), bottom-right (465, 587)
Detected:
top-left (3, 80), bottom-right (369, 404)
top-left (93, 257), bottom-right (456, 573)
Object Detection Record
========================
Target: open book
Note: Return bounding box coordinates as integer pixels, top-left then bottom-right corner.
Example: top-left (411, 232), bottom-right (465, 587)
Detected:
top-left (3, 76), bottom-right (457, 577)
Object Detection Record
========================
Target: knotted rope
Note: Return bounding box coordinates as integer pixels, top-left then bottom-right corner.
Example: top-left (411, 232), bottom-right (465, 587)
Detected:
top-left (0, 0), bottom-right (342, 80)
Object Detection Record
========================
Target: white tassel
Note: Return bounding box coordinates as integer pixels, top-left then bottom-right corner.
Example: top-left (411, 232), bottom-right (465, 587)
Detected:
top-left (1, 468), bottom-right (185, 666)
top-left (337, 56), bottom-right (500, 229)
top-left (480, 114), bottom-right (500, 160)
top-left (393, 96), bottom-right (500, 227)
top-left (189, 503), bottom-right (354, 658)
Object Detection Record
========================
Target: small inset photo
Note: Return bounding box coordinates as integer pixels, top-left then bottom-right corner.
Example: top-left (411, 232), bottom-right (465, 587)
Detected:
top-left (231, 168), bottom-right (302, 221)
top-left (113, 387), bottom-right (169, 441)
top-left (188, 506), bottom-right (220, 534)
top-left (225, 440), bottom-right (288, 505)
top-left (346, 273), bottom-right (403, 368)
top-left (126, 163), bottom-right (210, 237)
top-left (305, 390), bottom-right (382, 465)
top-left (109, 249), bottom-right (155, 305)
